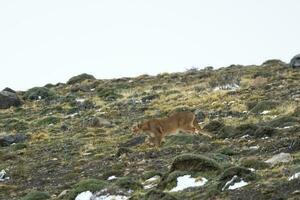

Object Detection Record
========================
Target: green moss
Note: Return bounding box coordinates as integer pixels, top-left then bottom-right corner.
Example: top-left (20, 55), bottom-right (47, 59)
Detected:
top-left (97, 87), bottom-right (123, 101)
top-left (164, 134), bottom-right (201, 146)
top-left (24, 87), bottom-right (55, 100)
top-left (217, 147), bottom-right (237, 156)
top-left (170, 154), bottom-right (221, 172)
top-left (36, 116), bottom-right (60, 126)
top-left (66, 179), bottom-right (107, 200)
top-left (240, 157), bottom-right (269, 169)
top-left (21, 191), bottom-right (50, 200)
top-left (13, 143), bottom-right (27, 150)
top-left (67, 73), bottom-right (95, 84)
top-left (143, 189), bottom-right (178, 200)
top-left (2, 118), bottom-right (28, 131)
top-left (219, 166), bottom-right (255, 182)
top-left (114, 177), bottom-right (143, 190)
top-left (267, 116), bottom-right (299, 128)
top-left (250, 100), bottom-right (280, 113)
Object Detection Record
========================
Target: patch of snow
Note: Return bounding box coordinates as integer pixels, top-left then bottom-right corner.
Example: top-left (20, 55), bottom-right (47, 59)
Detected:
top-left (90, 88), bottom-right (95, 91)
top-left (213, 83), bottom-right (240, 91)
top-left (65, 112), bottom-right (79, 118)
top-left (75, 191), bottom-right (93, 200)
top-left (261, 110), bottom-right (271, 115)
top-left (0, 170), bottom-right (9, 182)
top-left (241, 134), bottom-right (250, 139)
top-left (94, 195), bottom-right (129, 200)
top-left (76, 98), bottom-right (85, 103)
top-left (107, 176), bottom-right (117, 181)
top-left (283, 126), bottom-right (294, 129)
top-left (249, 146), bottom-right (260, 150)
top-left (288, 172), bottom-right (300, 181)
top-left (228, 179), bottom-right (249, 190)
top-left (170, 175), bottom-right (208, 192)
top-left (222, 175), bottom-right (249, 191)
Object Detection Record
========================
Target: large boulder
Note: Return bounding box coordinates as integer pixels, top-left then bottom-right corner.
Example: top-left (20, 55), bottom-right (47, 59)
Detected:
top-left (0, 91), bottom-right (22, 109)
top-left (0, 133), bottom-right (27, 147)
top-left (290, 54), bottom-right (300, 68)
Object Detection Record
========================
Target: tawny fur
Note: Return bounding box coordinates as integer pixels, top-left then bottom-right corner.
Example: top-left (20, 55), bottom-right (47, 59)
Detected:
top-left (132, 111), bottom-right (211, 146)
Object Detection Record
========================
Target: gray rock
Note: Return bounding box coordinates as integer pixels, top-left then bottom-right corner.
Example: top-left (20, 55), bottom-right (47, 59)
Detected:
top-left (0, 91), bottom-right (22, 109)
top-left (290, 54), bottom-right (300, 68)
top-left (86, 117), bottom-right (111, 128)
top-left (0, 133), bottom-right (27, 147)
top-left (3, 87), bottom-right (16, 93)
top-left (265, 152), bottom-right (293, 166)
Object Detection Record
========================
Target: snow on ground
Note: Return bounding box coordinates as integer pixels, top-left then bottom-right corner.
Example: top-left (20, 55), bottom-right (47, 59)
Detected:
top-left (228, 180), bottom-right (249, 190)
top-left (0, 170), bottom-right (9, 182)
top-left (75, 191), bottom-right (93, 200)
top-left (222, 175), bottom-right (249, 191)
top-left (249, 145), bottom-right (260, 150)
top-left (261, 110), bottom-right (271, 115)
top-left (170, 175), bottom-right (208, 192)
top-left (288, 172), bottom-right (300, 181)
top-left (94, 195), bottom-right (129, 200)
top-left (107, 176), bottom-right (117, 180)
top-left (76, 98), bottom-right (86, 103)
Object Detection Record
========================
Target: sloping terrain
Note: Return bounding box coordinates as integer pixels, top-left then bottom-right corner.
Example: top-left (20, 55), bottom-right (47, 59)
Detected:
top-left (1, 60), bottom-right (300, 200)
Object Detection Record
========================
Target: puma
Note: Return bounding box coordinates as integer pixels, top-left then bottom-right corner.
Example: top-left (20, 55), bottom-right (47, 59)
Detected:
top-left (132, 111), bottom-right (211, 146)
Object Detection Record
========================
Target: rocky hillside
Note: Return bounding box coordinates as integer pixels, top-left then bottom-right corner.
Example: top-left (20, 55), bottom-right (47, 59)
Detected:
top-left (1, 60), bottom-right (300, 200)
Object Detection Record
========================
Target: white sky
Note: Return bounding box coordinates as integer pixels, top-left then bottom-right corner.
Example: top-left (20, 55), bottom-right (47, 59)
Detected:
top-left (0, 0), bottom-right (299, 91)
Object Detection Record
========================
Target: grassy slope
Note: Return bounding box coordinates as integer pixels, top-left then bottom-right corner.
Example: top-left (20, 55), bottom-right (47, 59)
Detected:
top-left (1, 61), bottom-right (300, 200)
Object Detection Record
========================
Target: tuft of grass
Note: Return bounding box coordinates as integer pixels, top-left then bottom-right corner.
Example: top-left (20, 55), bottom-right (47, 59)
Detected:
top-left (170, 154), bottom-right (221, 172)
top-left (66, 179), bottom-right (107, 200)
top-left (20, 191), bottom-right (50, 200)
top-left (114, 177), bottom-right (143, 190)
top-left (67, 73), bottom-right (95, 84)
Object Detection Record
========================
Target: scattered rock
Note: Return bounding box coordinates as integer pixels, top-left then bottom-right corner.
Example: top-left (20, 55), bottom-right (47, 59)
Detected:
top-left (3, 87), bottom-right (16, 93)
top-left (0, 133), bottom-right (27, 147)
top-left (290, 54), bottom-right (300, 68)
top-left (143, 175), bottom-right (161, 189)
top-left (85, 117), bottom-right (111, 128)
top-left (265, 152), bottom-right (293, 166)
top-left (0, 91), bottom-right (22, 109)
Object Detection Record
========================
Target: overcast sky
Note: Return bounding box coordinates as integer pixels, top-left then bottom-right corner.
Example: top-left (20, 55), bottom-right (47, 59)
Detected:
top-left (0, 0), bottom-right (299, 90)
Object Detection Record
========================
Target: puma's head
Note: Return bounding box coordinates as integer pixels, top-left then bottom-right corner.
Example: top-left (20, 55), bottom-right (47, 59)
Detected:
top-left (132, 122), bottom-right (149, 134)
